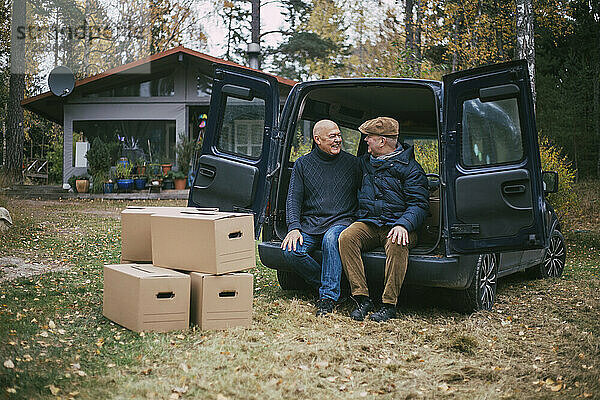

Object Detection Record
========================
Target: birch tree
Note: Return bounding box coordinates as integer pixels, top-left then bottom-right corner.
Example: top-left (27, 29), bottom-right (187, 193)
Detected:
top-left (516, 0), bottom-right (536, 107)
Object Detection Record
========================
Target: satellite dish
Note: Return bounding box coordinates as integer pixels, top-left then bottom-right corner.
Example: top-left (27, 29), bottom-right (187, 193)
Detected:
top-left (48, 66), bottom-right (75, 97)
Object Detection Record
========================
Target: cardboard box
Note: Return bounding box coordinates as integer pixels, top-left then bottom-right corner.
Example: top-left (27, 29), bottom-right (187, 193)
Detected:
top-left (151, 211), bottom-right (255, 274)
top-left (103, 264), bottom-right (190, 332)
top-left (121, 206), bottom-right (218, 262)
top-left (190, 272), bottom-right (253, 330)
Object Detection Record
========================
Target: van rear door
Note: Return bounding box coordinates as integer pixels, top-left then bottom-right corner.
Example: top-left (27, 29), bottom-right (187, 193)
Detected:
top-left (443, 60), bottom-right (547, 255)
top-left (188, 65), bottom-right (280, 237)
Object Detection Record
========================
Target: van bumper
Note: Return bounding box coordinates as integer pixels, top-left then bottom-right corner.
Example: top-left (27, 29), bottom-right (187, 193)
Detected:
top-left (258, 242), bottom-right (476, 290)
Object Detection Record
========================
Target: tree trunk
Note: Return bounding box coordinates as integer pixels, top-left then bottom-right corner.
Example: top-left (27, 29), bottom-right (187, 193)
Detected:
top-left (516, 0), bottom-right (536, 110)
top-left (414, 0), bottom-right (422, 76)
top-left (404, 0), bottom-right (414, 72)
top-left (5, 0), bottom-right (26, 183)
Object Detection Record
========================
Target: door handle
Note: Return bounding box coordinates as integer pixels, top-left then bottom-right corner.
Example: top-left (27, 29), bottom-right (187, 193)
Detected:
top-left (503, 184), bottom-right (526, 194)
top-left (198, 167), bottom-right (215, 178)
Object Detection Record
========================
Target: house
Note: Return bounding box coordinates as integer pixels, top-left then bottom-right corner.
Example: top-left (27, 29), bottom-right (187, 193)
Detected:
top-left (22, 46), bottom-right (296, 185)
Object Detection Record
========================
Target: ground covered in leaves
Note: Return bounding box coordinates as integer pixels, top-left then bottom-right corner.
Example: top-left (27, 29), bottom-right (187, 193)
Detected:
top-left (0, 195), bottom-right (598, 399)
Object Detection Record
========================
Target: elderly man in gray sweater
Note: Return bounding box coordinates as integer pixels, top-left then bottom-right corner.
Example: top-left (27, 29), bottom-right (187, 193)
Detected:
top-left (281, 119), bottom-right (361, 317)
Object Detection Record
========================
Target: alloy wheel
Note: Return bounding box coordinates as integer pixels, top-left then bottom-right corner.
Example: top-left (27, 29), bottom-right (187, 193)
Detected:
top-left (478, 254), bottom-right (497, 310)
top-left (543, 232), bottom-right (566, 277)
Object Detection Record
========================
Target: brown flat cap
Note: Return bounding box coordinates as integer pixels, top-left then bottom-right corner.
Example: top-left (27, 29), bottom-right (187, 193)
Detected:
top-left (358, 117), bottom-right (399, 136)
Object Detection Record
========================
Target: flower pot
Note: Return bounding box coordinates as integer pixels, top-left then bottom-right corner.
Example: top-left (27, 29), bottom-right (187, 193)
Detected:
top-left (117, 178), bottom-right (134, 192)
top-left (161, 163), bottom-right (172, 174)
top-left (162, 178), bottom-right (174, 190)
top-left (103, 182), bottom-right (114, 193)
top-left (174, 177), bottom-right (187, 190)
top-left (134, 177), bottom-right (148, 190)
top-left (137, 165), bottom-right (146, 176)
top-left (75, 179), bottom-right (90, 193)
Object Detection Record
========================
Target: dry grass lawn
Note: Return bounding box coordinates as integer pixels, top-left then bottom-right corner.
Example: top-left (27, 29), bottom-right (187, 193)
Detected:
top-left (0, 195), bottom-right (598, 399)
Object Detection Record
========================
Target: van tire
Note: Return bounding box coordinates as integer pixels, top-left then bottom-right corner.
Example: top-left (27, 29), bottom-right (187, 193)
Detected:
top-left (528, 229), bottom-right (566, 279)
top-left (276, 270), bottom-right (309, 290)
top-left (460, 253), bottom-right (498, 312)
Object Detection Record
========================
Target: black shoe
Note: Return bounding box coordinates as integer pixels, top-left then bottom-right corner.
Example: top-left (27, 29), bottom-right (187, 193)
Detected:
top-left (350, 296), bottom-right (374, 321)
top-left (369, 303), bottom-right (396, 322)
top-left (316, 298), bottom-right (335, 317)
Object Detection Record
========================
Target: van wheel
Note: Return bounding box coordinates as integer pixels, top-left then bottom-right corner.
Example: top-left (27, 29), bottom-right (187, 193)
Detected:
top-left (529, 229), bottom-right (566, 279)
top-left (461, 253), bottom-right (498, 312)
top-left (276, 270), bottom-right (309, 290)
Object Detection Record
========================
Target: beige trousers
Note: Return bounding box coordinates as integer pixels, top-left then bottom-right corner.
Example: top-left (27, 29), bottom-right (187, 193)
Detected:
top-left (339, 222), bottom-right (416, 305)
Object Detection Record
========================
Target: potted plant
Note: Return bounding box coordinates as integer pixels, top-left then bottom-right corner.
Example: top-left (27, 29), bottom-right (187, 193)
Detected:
top-left (86, 137), bottom-right (112, 194)
top-left (134, 174), bottom-right (148, 190)
top-left (175, 132), bottom-right (201, 178)
top-left (115, 162), bottom-right (133, 192)
top-left (135, 158), bottom-right (146, 176)
top-left (162, 170), bottom-right (175, 190)
top-left (161, 162), bottom-right (173, 175)
top-left (104, 179), bottom-right (115, 194)
top-left (172, 170), bottom-right (187, 190)
top-left (75, 175), bottom-right (90, 193)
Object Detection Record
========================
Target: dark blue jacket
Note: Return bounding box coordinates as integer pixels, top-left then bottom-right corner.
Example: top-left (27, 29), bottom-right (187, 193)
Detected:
top-left (357, 143), bottom-right (429, 232)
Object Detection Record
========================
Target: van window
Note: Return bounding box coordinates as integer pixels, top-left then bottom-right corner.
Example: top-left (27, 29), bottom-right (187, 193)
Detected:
top-left (289, 121), bottom-right (361, 162)
top-left (217, 96), bottom-right (265, 159)
top-left (412, 138), bottom-right (439, 174)
top-left (461, 97), bottom-right (523, 167)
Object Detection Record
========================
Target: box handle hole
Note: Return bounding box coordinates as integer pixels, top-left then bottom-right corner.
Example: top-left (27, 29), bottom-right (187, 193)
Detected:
top-left (156, 291), bottom-right (175, 299)
top-left (228, 231), bottom-right (242, 239)
top-left (219, 291), bottom-right (237, 298)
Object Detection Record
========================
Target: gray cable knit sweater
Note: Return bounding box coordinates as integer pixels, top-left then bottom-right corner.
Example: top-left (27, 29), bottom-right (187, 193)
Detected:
top-left (286, 146), bottom-right (361, 235)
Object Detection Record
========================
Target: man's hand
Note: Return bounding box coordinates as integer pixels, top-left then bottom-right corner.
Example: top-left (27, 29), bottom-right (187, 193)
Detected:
top-left (281, 229), bottom-right (303, 251)
top-left (387, 225), bottom-right (409, 246)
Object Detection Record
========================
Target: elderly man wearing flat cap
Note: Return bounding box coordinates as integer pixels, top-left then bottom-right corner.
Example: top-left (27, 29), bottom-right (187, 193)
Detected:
top-left (281, 119), bottom-right (361, 317)
top-left (339, 117), bottom-right (429, 322)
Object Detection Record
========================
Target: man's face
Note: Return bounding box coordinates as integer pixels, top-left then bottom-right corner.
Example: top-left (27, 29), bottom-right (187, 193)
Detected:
top-left (315, 125), bottom-right (342, 155)
top-left (364, 133), bottom-right (384, 156)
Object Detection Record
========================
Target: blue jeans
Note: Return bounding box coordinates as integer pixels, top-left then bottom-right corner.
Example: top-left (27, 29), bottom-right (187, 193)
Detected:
top-left (282, 224), bottom-right (348, 301)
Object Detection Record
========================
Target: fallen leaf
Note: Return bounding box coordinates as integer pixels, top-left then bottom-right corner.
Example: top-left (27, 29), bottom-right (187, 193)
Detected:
top-left (315, 361), bottom-right (329, 369)
top-left (179, 363), bottom-right (190, 372)
top-left (216, 395), bottom-right (229, 400)
top-left (172, 386), bottom-right (188, 394)
top-left (168, 394), bottom-right (180, 400)
top-left (6, 388), bottom-right (16, 393)
top-left (359, 392), bottom-right (368, 397)
top-left (49, 320), bottom-right (56, 329)
top-left (57, 329), bottom-right (66, 335)
top-left (583, 392), bottom-right (592, 398)
top-left (3, 360), bottom-right (14, 369)
top-left (40, 331), bottom-right (49, 338)
top-left (71, 363), bottom-right (81, 370)
top-left (76, 370), bottom-right (86, 377)
top-left (107, 363), bottom-right (116, 368)
top-left (69, 391), bottom-right (80, 396)
top-left (48, 385), bottom-right (60, 395)
top-left (326, 376), bottom-right (337, 382)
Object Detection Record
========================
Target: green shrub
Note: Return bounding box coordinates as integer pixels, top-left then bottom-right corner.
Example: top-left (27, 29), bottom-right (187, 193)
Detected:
top-left (538, 136), bottom-right (577, 221)
top-left (47, 135), bottom-right (63, 183)
top-left (413, 139), bottom-right (439, 175)
top-left (86, 137), bottom-right (111, 177)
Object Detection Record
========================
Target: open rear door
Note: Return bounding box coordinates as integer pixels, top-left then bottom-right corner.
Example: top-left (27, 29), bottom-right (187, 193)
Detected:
top-left (188, 65), bottom-right (280, 237)
top-left (443, 60), bottom-right (547, 256)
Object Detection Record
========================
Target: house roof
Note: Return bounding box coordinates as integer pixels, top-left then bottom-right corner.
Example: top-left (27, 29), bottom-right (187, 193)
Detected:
top-left (22, 46), bottom-right (297, 124)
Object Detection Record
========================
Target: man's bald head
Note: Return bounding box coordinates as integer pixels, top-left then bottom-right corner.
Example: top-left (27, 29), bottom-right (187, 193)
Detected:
top-left (313, 119), bottom-right (339, 140)
top-left (313, 119), bottom-right (342, 156)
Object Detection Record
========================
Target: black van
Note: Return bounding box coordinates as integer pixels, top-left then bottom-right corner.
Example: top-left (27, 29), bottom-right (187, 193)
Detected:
top-left (188, 59), bottom-right (566, 312)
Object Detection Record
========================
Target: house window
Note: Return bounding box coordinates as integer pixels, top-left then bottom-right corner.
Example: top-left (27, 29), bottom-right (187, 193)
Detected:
top-left (197, 72), bottom-right (213, 96)
top-left (83, 73), bottom-right (175, 97)
top-left (461, 97), bottom-right (524, 167)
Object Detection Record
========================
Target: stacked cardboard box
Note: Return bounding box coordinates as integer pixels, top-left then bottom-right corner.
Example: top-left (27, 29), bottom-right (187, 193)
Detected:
top-left (103, 206), bottom-right (255, 332)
